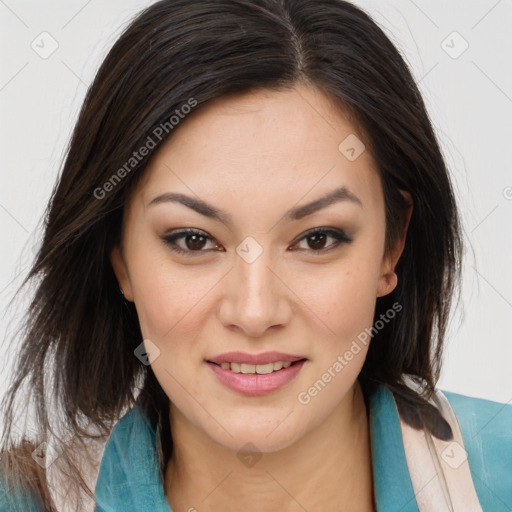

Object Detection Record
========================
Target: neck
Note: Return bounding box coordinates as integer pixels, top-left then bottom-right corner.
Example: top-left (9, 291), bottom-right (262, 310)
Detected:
top-left (164, 381), bottom-right (375, 512)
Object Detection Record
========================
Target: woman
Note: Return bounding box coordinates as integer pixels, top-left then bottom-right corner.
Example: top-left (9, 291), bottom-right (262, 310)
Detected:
top-left (1, 0), bottom-right (510, 511)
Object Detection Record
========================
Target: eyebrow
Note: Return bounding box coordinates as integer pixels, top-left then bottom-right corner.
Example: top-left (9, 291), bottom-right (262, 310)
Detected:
top-left (147, 186), bottom-right (362, 225)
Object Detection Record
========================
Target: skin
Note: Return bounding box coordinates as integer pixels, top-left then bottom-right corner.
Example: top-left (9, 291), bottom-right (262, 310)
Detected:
top-left (111, 82), bottom-right (412, 512)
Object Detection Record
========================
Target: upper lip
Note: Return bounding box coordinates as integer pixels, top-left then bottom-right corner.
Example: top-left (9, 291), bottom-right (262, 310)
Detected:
top-left (207, 351), bottom-right (307, 365)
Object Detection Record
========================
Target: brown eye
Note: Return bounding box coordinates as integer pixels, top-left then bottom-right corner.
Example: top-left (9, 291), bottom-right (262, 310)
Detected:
top-left (163, 229), bottom-right (220, 256)
top-left (306, 232), bottom-right (328, 250)
top-left (293, 227), bottom-right (351, 253)
top-left (163, 227), bottom-right (351, 257)
top-left (182, 233), bottom-right (208, 251)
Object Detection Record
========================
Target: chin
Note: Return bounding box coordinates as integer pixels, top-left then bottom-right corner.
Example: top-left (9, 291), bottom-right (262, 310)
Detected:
top-left (204, 416), bottom-right (304, 455)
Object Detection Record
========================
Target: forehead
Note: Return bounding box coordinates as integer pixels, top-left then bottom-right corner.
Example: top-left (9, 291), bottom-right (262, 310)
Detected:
top-left (132, 84), bottom-right (382, 216)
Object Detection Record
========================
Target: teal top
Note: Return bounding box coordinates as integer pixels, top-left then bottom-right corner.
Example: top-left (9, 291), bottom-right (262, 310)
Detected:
top-left (1, 386), bottom-right (511, 511)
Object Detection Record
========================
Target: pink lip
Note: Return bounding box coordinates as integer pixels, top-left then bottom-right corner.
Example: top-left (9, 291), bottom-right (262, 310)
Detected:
top-left (207, 359), bottom-right (307, 396)
top-left (207, 351), bottom-right (307, 365)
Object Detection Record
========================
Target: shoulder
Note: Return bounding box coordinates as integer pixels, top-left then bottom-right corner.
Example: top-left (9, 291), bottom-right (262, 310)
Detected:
top-left (442, 388), bottom-right (512, 426)
top-left (442, 389), bottom-right (512, 448)
top-left (441, 389), bottom-right (512, 454)
top-left (369, 383), bottom-right (512, 510)
top-left (441, 389), bottom-right (512, 510)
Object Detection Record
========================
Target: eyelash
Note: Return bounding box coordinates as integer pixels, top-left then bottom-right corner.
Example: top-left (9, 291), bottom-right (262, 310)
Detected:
top-left (162, 227), bottom-right (352, 257)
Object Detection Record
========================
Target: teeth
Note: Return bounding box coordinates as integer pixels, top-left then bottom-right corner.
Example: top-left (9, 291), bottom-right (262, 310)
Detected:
top-left (240, 363), bottom-right (256, 373)
top-left (218, 361), bottom-right (296, 374)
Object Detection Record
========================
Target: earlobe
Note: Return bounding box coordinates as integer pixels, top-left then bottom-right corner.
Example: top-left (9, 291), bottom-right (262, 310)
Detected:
top-left (377, 270), bottom-right (398, 298)
top-left (110, 246), bottom-right (134, 302)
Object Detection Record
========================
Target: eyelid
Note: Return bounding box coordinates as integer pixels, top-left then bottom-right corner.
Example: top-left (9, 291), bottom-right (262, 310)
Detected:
top-left (162, 226), bottom-right (352, 256)
top-left (291, 227), bottom-right (352, 252)
top-left (163, 228), bottom-right (221, 256)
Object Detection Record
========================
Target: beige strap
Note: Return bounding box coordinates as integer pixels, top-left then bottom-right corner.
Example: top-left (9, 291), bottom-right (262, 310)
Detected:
top-left (396, 388), bottom-right (482, 511)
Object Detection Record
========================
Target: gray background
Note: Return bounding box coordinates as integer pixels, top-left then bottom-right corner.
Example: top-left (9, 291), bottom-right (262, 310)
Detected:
top-left (1, 0), bottom-right (511, 432)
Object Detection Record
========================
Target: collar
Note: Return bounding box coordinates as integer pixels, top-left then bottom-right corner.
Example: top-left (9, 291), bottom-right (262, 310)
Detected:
top-left (369, 385), bottom-right (419, 511)
top-left (94, 385), bottom-right (415, 511)
top-left (93, 404), bottom-right (172, 512)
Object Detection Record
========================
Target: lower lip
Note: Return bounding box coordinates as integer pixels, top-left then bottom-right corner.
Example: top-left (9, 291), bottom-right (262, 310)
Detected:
top-left (207, 360), bottom-right (307, 396)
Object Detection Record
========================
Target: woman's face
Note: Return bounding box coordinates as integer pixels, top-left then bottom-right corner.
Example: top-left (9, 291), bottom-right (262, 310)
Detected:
top-left (111, 83), bottom-right (406, 453)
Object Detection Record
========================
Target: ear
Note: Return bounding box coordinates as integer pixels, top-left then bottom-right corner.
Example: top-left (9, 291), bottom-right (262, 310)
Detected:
top-left (110, 245), bottom-right (134, 302)
top-left (377, 190), bottom-right (413, 298)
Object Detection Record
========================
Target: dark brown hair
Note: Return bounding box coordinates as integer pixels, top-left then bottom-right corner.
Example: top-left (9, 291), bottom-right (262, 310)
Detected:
top-left (0, 0), bottom-right (462, 509)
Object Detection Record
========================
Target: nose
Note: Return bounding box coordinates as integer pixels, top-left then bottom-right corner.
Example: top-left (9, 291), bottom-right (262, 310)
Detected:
top-left (217, 242), bottom-right (292, 338)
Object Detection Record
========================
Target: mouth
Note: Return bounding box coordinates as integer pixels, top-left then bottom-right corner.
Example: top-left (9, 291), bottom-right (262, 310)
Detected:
top-left (205, 353), bottom-right (308, 396)
top-left (207, 359), bottom-right (308, 375)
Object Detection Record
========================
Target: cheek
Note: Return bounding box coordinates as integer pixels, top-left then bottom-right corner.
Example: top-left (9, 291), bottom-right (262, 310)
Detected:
top-left (128, 247), bottom-right (214, 339)
top-left (130, 258), bottom-right (210, 406)
top-left (292, 254), bottom-right (383, 341)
